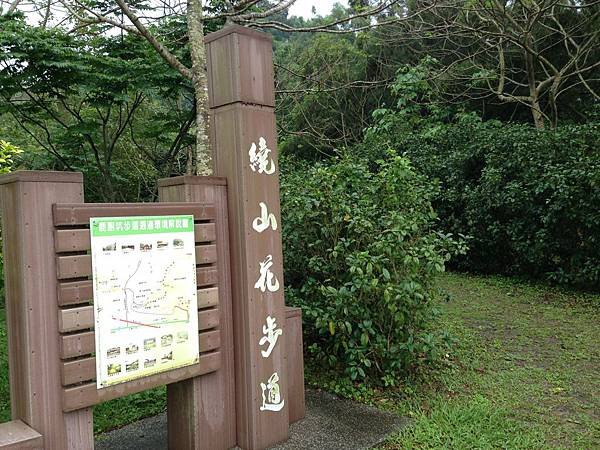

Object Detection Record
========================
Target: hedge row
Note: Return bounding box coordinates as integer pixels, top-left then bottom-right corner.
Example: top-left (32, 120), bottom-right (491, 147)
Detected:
top-left (393, 120), bottom-right (600, 288)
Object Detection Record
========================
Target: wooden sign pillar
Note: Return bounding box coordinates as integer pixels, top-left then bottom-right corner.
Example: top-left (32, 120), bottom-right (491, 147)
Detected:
top-left (206, 26), bottom-right (289, 449)
top-left (0, 172), bottom-right (93, 449)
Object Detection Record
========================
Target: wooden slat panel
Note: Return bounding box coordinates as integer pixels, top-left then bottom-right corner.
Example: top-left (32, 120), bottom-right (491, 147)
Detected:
top-left (198, 308), bottom-right (219, 330)
top-left (61, 329), bottom-right (221, 360)
top-left (59, 307), bottom-right (220, 333)
top-left (57, 279), bottom-right (94, 306)
top-left (62, 352), bottom-right (221, 412)
top-left (196, 267), bottom-right (218, 287)
top-left (58, 266), bottom-right (218, 306)
top-left (0, 420), bottom-right (43, 449)
top-left (62, 357), bottom-right (95, 386)
top-left (61, 330), bottom-right (221, 383)
top-left (54, 223), bottom-right (217, 253)
top-left (199, 330), bottom-right (221, 353)
top-left (198, 287), bottom-right (219, 309)
top-left (59, 306), bottom-right (94, 333)
top-left (56, 244), bottom-right (217, 279)
top-left (196, 244), bottom-right (217, 264)
top-left (53, 203), bottom-right (215, 226)
top-left (60, 331), bottom-right (95, 359)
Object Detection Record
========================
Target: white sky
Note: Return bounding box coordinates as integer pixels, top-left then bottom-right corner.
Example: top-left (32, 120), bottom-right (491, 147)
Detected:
top-left (288, 0), bottom-right (349, 18)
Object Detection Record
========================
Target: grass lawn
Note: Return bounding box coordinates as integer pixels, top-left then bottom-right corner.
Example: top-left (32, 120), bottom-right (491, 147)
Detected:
top-left (376, 273), bottom-right (600, 449)
top-left (1, 272), bottom-right (598, 445)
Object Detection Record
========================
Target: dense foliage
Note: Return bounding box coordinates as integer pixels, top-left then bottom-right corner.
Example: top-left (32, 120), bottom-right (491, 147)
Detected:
top-left (281, 153), bottom-right (466, 384)
top-left (367, 112), bottom-right (600, 288)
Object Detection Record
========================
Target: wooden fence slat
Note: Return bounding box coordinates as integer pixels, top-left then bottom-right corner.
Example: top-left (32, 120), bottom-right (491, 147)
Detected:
top-left (61, 330), bottom-right (221, 383)
top-left (59, 307), bottom-right (220, 333)
top-left (198, 308), bottom-right (220, 330)
top-left (53, 203), bottom-right (215, 226)
top-left (56, 244), bottom-right (217, 279)
top-left (62, 351), bottom-right (221, 412)
top-left (58, 306), bottom-right (94, 333)
top-left (198, 287), bottom-right (219, 308)
top-left (60, 331), bottom-right (95, 359)
top-left (54, 223), bottom-right (216, 253)
top-left (58, 266), bottom-right (218, 306)
top-left (60, 329), bottom-right (221, 360)
top-left (199, 329), bottom-right (221, 353)
top-left (62, 357), bottom-right (95, 386)
top-left (196, 267), bottom-right (218, 287)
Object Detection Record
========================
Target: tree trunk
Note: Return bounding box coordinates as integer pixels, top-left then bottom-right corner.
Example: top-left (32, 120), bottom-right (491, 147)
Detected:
top-left (531, 94), bottom-right (545, 130)
top-left (187, 0), bottom-right (212, 175)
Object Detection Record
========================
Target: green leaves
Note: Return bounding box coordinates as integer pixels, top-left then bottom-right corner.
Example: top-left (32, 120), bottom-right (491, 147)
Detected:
top-left (281, 152), bottom-right (465, 385)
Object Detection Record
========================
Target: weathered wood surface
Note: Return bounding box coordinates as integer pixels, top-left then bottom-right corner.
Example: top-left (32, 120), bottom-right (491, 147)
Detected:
top-left (54, 223), bottom-right (216, 252)
top-left (285, 307), bottom-right (305, 424)
top-left (58, 306), bottom-right (219, 334)
top-left (60, 328), bottom-right (220, 360)
top-left (207, 25), bottom-right (289, 449)
top-left (53, 202), bottom-right (215, 225)
top-left (0, 420), bottom-right (43, 449)
top-left (60, 330), bottom-right (221, 386)
top-left (62, 352), bottom-right (221, 412)
top-left (56, 268), bottom-right (218, 306)
top-left (159, 177), bottom-right (237, 450)
top-left (56, 244), bottom-right (217, 279)
top-left (0, 171), bottom-right (93, 449)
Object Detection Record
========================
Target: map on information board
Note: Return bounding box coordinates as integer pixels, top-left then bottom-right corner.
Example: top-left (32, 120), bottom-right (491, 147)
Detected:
top-left (90, 215), bottom-right (199, 389)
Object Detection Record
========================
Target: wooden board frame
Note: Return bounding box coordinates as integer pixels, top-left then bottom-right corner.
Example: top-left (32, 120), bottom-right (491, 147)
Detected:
top-left (52, 201), bottom-right (224, 412)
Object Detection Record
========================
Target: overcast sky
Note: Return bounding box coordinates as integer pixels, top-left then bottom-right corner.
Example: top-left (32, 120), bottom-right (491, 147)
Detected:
top-left (288, 0), bottom-right (349, 18)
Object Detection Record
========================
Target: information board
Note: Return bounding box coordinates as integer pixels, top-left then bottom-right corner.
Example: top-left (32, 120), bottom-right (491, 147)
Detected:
top-left (90, 215), bottom-right (199, 388)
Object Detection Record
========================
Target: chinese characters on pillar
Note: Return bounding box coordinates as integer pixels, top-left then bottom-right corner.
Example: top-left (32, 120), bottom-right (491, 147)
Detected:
top-left (250, 136), bottom-right (285, 414)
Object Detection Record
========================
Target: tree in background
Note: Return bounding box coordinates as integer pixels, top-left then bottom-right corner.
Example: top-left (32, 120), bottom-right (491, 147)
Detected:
top-left (35, 0), bottom-right (411, 174)
top-left (0, 15), bottom-right (194, 201)
top-left (397, 0), bottom-right (599, 128)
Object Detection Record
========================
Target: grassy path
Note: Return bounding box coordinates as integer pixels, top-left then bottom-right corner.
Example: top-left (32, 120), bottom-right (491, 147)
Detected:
top-left (381, 273), bottom-right (599, 449)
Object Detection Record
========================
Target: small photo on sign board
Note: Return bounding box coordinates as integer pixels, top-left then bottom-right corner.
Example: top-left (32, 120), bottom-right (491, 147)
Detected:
top-left (90, 215), bottom-right (199, 389)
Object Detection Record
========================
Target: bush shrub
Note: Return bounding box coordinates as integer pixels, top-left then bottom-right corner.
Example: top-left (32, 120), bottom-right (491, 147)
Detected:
top-left (377, 120), bottom-right (600, 288)
top-left (280, 153), bottom-right (466, 385)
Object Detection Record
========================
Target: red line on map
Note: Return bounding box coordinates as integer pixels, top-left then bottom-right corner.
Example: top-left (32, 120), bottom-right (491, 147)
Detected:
top-left (112, 316), bottom-right (160, 329)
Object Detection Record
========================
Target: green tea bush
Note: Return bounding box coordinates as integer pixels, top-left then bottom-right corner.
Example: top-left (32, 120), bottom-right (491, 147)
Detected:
top-left (280, 153), bottom-right (466, 385)
top-left (385, 120), bottom-right (600, 288)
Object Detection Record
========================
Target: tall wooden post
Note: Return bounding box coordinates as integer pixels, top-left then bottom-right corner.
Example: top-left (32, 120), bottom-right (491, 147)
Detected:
top-left (206, 25), bottom-right (289, 449)
top-left (158, 177), bottom-right (237, 450)
top-left (0, 171), bottom-right (93, 449)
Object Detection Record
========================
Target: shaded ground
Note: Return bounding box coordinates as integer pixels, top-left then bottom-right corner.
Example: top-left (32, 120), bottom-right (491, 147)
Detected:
top-left (378, 273), bottom-right (600, 449)
top-left (95, 389), bottom-right (408, 450)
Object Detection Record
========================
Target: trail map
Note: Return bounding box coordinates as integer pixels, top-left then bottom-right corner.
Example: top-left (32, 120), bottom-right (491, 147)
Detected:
top-left (90, 215), bottom-right (199, 388)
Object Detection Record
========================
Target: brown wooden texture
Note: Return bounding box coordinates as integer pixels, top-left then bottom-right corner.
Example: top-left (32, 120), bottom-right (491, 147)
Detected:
top-left (60, 330), bottom-right (221, 386)
top-left (55, 244), bottom-right (216, 279)
top-left (57, 267), bottom-right (218, 306)
top-left (159, 177), bottom-right (237, 450)
top-left (60, 328), bottom-right (220, 360)
top-left (285, 307), bottom-right (305, 424)
top-left (54, 223), bottom-right (216, 252)
top-left (53, 202), bottom-right (214, 225)
top-left (0, 420), bottom-right (43, 449)
top-left (205, 25), bottom-right (275, 108)
top-left (52, 201), bottom-right (222, 412)
top-left (207, 26), bottom-right (289, 449)
top-left (62, 352), bottom-right (221, 412)
top-left (0, 171), bottom-right (93, 449)
top-left (58, 306), bottom-right (218, 334)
